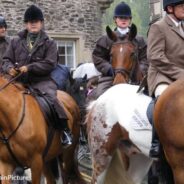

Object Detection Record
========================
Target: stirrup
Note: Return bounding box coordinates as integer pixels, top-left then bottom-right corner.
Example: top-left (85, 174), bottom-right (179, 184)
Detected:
top-left (149, 144), bottom-right (160, 160)
top-left (61, 131), bottom-right (72, 147)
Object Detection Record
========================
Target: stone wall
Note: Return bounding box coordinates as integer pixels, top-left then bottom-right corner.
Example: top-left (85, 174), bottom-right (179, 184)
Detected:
top-left (0, 0), bottom-right (114, 64)
top-left (150, 0), bottom-right (163, 22)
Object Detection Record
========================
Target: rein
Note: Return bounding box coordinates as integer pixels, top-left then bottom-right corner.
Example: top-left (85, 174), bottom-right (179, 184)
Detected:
top-left (0, 73), bottom-right (27, 168)
top-left (0, 73), bottom-right (22, 91)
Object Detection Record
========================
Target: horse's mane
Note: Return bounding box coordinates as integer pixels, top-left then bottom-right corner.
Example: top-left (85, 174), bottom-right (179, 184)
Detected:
top-left (0, 74), bottom-right (25, 91)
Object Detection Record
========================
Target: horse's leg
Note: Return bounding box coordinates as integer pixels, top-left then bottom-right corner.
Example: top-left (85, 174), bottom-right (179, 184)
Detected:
top-left (61, 146), bottom-right (86, 184)
top-left (163, 146), bottom-right (184, 184)
top-left (43, 166), bottom-right (55, 184)
top-left (58, 156), bottom-right (67, 184)
top-left (0, 161), bottom-right (14, 184)
top-left (30, 155), bottom-right (43, 184)
top-left (104, 150), bottom-right (134, 184)
top-left (90, 149), bottom-right (112, 184)
top-left (127, 153), bottom-right (153, 184)
top-left (173, 166), bottom-right (184, 184)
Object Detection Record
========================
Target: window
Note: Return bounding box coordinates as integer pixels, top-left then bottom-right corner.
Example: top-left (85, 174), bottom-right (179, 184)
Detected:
top-left (56, 40), bottom-right (76, 69)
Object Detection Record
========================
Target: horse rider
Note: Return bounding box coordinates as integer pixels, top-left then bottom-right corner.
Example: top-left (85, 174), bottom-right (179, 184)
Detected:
top-left (147, 0), bottom-right (184, 159)
top-left (1, 5), bottom-right (72, 146)
top-left (92, 1), bottom-right (148, 98)
top-left (0, 16), bottom-right (10, 69)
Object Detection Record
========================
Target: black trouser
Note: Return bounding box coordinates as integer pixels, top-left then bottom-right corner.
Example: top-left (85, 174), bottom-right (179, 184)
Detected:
top-left (147, 98), bottom-right (160, 155)
top-left (30, 79), bottom-right (68, 130)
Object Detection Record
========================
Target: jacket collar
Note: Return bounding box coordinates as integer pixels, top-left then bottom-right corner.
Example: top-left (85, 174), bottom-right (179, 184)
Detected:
top-left (165, 15), bottom-right (184, 39)
top-left (18, 29), bottom-right (49, 42)
top-left (18, 29), bottom-right (49, 54)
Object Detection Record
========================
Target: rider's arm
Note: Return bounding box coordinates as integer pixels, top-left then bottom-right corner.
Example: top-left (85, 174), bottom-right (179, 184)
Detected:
top-left (148, 23), bottom-right (184, 80)
top-left (2, 39), bottom-right (15, 73)
top-left (92, 36), bottom-right (113, 76)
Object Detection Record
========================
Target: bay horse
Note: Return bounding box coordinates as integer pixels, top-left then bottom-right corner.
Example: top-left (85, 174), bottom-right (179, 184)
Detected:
top-left (106, 24), bottom-right (143, 85)
top-left (0, 76), bottom-right (86, 184)
top-left (153, 79), bottom-right (184, 184)
top-left (87, 24), bottom-right (143, 102)
top-left (86, 83), bottom-right (154, 184)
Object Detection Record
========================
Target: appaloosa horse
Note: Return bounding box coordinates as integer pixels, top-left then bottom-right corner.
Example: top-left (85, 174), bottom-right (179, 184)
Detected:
top-left (0, 76), bottom-right (86, 184)
top-left (86, 84), bottom-right (153, 184)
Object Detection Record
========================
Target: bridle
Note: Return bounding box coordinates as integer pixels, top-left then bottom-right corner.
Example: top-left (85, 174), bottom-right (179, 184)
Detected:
top-left (111, 40), bottom-right (138, 83)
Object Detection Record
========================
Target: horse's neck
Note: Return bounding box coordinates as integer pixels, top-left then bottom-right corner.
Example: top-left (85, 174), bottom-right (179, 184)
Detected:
top-left (0, 78), bottom-right (22, 130)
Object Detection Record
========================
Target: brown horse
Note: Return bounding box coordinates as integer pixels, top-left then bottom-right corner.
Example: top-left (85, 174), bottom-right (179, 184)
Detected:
top-left (0, 76), bottom-right (86, 184)
top-left (106, 24), bottom-right (143, 85)
top-left (86, 24), bottom-right (143, 102)
top-left (154, 79), bottom-right (184, 184)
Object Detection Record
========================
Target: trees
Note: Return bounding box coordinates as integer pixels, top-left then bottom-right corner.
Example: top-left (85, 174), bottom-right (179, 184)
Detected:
top-left (102, 0), bottom-right (149, 37)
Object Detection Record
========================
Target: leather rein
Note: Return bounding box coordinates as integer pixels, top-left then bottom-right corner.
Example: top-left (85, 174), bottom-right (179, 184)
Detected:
top-left (111, 41), bottom-right (138, 83)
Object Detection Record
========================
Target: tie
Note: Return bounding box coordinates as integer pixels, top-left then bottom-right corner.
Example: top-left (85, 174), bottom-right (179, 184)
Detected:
top-left (178, 23), bottom-right (184, 37)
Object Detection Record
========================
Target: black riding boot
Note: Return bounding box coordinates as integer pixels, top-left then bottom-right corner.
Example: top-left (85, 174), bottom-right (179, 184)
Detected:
top-left (149, 125), bottom-right (160, 159)
top-left (147, 98), bottom-right (160, 159)
top-left (61, 120), bottom-right (73, 147)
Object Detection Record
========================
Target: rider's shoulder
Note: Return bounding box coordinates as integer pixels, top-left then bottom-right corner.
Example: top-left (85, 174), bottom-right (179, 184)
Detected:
top-left (149, 16), bottom-right (166, 29)
top-left (95, 34), bottom-right (113, 48)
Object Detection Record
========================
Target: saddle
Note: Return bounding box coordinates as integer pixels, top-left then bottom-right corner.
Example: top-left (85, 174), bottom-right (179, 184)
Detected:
top-left (26, 87), bottom-right (61, 129)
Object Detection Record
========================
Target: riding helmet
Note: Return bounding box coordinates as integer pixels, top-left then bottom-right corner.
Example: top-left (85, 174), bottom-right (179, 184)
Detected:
top-left (114, 2), bottom-right (132, 18)
top-left (163, 0), bottom-right (184, 10)
top-left (24, 5), bottom-right (44, 22)
top-left (0, 16), bottom-right (7, 28)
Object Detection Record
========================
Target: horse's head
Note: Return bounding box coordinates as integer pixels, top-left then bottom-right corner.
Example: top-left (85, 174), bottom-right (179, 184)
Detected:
top-left (106, 24), bottom-right (142, 85)
top-left (67, 74), bottom-right (88, 110)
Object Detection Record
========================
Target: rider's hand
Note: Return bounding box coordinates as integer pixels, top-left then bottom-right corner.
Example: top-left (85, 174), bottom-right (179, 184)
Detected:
top-left (8, 68), bottom-right (18, 77)
top-left (19, 66), bottom-right (28, 73)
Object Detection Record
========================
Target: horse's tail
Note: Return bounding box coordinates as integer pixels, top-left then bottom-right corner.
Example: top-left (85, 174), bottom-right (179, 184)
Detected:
top-left (158, 145), bottom-right (174, 184)
top-left (61, 144), bottom-right (86, 184)
top-left (50, 158), bottom-right (59, 179)
top-left (86, 100), bottom-right (96, 111)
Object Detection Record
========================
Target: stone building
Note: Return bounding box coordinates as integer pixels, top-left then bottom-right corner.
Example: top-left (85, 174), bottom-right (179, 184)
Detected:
top-left (0, 0), bottom-right (114, 68)
top-left (150, 0), bottom-right (163, 22)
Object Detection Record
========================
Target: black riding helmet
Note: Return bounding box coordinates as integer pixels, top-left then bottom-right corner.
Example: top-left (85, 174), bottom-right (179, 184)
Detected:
top-left (24, 5), bottom-right (44, 22)
top-left (114, 1), bottom-right (132, 18)
top-left (163, 0), bottom-right (184, 10)
top-left (0, 16), bottom-right (7, 29)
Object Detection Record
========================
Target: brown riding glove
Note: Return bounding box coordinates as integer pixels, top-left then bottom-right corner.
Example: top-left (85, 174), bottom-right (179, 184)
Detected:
top-left (8, 68), bottom-right (18, 77)
top-left (19, 66), bottom-right (28, 73)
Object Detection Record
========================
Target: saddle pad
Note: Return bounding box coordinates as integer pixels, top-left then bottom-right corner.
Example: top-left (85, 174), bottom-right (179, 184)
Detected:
top-left (73, 63), bottom-right (101, 79)
top-left (128, 94), bottom-right (152, 130)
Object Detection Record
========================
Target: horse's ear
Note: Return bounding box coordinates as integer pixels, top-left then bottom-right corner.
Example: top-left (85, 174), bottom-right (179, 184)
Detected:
top-left (128, 23), bottom-right (137, 41)
top-left (83, 74), bottom-right (87, 81)
top-left (106, 26), bottom-right (117, 42)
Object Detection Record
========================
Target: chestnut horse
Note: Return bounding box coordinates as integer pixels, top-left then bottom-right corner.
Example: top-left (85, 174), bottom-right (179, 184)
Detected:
top-left (106, 24), bottom-right (143, 85)
top-left (86, 84), bottom-right (154, 184)
top-left (0, 76), bottom-right (86, 184)
top-left (154, 79), bottom-right (184, 184)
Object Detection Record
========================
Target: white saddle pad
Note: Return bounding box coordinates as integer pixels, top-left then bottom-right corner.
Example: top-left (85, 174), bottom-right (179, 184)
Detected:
top-left (123, 93), bottom-right (152, 130)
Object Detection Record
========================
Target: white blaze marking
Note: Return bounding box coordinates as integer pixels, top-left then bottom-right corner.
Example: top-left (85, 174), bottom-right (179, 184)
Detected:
top-left (120, 47), bottom-right (123, 52)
